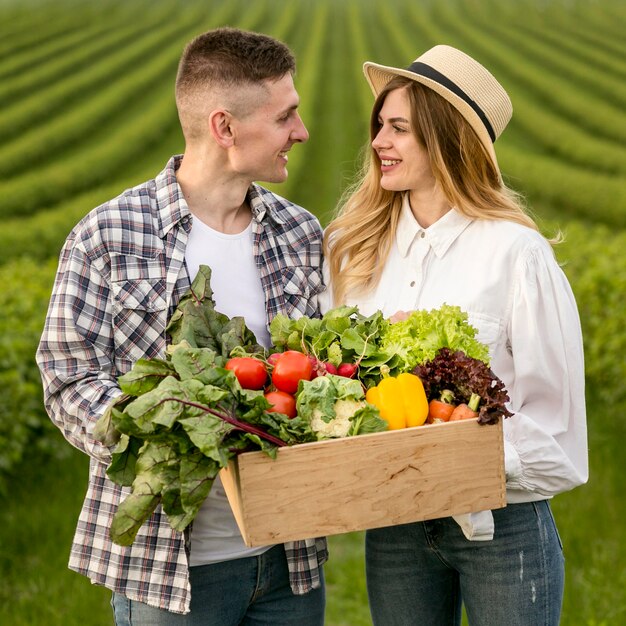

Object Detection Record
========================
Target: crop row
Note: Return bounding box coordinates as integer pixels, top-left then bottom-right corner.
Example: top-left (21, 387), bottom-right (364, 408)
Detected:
top-left (0, 3), bottom-right (181, 104)
top-left (0, 1), bottom-right (121, 65)
top-left (0, 0), bottom-right (622, 228)
top-left (282, 0), bottom-right (372, 223)
top-left (0, 6), bottom-right (208, 143)
top-left (544, 1), bottom-right (626, 58)
top-left (0, 74), bottom-right (180, 220)
top-left (422, 2), bottom-right (626, 147)
top-left (0, 34), bottom-right (194, 178)
top-left (469, 7), bottom-right (626, 109)
top-left (0, 1), bottom-right (286, 219)
top-left (0, 0), bottom-right (300, 257)
top-left (0, 163), bottom-right (179, 264)
top-left (370, 2), bottom-right (626, 225)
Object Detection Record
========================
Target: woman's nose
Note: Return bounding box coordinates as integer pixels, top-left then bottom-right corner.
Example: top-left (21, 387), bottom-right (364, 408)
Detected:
top-left (372, 128), bottom-right (388, 150)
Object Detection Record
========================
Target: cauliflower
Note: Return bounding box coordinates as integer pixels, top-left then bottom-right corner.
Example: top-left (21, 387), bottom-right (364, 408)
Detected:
top-left (310, 398), bottom-right (366, 438)
top-left (296, 374), bottom-right (387, 439)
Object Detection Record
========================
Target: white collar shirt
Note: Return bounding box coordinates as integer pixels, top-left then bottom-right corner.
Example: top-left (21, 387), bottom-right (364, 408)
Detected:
top-left (324, 194), bottom-right (588, 504)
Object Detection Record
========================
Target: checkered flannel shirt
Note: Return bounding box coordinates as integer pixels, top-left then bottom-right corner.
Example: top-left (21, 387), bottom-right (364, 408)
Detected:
top-left (36, 155), bottom-right (328, 614)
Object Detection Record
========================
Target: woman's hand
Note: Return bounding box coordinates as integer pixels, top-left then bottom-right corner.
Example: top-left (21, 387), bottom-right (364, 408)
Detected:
top-left (389, 310), bottom-right (411, 323)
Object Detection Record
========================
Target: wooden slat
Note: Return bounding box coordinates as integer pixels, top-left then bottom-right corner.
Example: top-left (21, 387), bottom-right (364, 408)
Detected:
top-left (221, 418), bottom-right (505, 547)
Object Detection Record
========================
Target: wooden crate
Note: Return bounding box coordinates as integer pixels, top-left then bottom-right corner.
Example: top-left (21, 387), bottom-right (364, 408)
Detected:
top-left (220, 418), bottom-right (505, 547)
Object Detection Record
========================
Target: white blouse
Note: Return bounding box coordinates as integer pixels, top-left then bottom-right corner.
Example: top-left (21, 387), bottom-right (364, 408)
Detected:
top-left (321, 196), bottom-right (588, 505)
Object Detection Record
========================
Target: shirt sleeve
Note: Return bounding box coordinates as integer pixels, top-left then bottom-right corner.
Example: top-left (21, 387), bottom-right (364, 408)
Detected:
top-left (36, 236), bottom-right (121, 463)
top-left (317, 260), bottom-right (333, 315)
top-left (503, 242), bottom-right (588, 496)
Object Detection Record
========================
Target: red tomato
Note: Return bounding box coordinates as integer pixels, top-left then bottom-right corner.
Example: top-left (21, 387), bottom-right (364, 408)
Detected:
top-left (264, 390), bottom-right (297, 418)
top-left (225, 357), bottom-right (268, 390)
top-left (271, 350), bottom-right (313, 394)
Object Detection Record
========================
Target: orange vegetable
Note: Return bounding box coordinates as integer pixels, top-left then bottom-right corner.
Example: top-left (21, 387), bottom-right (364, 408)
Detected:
top-left (448, 393), bottom-right (481, 421)
top-left (427, 399), bottom-right (455, 423)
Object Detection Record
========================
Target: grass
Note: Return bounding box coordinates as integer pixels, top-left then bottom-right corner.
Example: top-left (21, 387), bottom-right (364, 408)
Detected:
top-left (0, 432), bottom-right (111, 625)
top-left (1, 393), bottom-right (624, 625)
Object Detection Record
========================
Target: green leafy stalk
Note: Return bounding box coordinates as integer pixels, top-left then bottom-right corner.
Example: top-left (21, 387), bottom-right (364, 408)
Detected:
top-left (468, 393), bottom-right (481, 412)
top-left (164, 397), bottom-right (288, 448)
top-left (109, 440), bottom-right (175, 546)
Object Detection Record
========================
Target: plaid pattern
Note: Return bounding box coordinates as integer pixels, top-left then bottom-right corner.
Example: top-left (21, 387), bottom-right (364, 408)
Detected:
top-left (36, 156), bottom-right (328, 614)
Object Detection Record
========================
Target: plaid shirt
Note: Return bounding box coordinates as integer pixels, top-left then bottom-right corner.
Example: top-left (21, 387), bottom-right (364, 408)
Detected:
top-left (36, 156), bottom-right (328, 615)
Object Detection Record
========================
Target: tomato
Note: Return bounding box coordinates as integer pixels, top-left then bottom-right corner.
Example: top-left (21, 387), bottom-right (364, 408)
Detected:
top-left (264, 390), bottom-right (297, 418)
top-left (225, 357), bottom-right (268, 390)
top-left (271, 350), bottom-right (313, 394)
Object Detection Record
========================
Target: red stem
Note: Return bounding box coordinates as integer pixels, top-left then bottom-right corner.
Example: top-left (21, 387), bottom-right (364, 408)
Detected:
top-left (161, 397), bottom-right (286, 447)
top-left (189, 285), bottom-right (202, 305)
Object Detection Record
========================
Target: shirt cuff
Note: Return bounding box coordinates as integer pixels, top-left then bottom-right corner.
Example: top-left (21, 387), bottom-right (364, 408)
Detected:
top-left (504, 438), bottom-right (523, 484)
top-left (452, 511), bottom-right (494, 541)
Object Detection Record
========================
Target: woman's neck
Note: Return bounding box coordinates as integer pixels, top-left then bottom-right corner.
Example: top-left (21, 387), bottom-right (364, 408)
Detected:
top-left (407, 187), bottom-right (451, 228)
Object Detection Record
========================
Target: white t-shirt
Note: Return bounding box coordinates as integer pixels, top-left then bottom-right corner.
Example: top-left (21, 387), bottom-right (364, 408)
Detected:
top-left (185, 214), bottom-right (271, 565)
top-left (185, 216), bottom-right (271, 349)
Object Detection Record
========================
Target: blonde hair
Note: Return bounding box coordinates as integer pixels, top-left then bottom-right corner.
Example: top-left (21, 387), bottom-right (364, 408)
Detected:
top-left (324, 77), bottom-right (548, 304)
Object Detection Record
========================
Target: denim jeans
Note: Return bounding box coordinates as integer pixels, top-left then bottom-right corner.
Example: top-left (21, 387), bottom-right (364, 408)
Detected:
top-left (111, 545), bottom-right (325, 626)
top-left (365, 500), bottom-right (564, 626)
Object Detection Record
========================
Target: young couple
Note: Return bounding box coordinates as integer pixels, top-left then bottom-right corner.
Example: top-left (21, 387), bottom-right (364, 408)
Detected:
top-left (37, 27), bottom-right (587, 626)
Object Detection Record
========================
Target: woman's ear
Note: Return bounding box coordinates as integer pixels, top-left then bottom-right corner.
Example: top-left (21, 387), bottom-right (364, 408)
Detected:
top-left (208, 109), bottom-right (235, 148)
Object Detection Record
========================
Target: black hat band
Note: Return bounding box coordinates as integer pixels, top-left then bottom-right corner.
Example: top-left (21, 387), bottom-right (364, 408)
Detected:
top-left (406, 61), bottom-right (496, 142)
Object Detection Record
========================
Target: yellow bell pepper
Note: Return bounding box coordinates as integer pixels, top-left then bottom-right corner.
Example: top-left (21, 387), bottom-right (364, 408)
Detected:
top-left (365, 373), bottom-right (428, 430)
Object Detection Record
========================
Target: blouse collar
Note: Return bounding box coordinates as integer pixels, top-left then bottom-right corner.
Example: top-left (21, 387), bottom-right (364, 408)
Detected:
top-left (396, 193), bottom-right (474, 259)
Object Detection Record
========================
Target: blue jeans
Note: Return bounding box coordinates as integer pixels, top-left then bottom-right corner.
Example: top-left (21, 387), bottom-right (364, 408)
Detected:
top-left (111, 545), bottom-right (325, 626)
top-left (365, 500), bottom-right (564, 626)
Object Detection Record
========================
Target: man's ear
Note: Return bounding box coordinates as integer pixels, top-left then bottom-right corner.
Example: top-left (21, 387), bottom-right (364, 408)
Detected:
top-left (208, 109), bottom-right (235, 148)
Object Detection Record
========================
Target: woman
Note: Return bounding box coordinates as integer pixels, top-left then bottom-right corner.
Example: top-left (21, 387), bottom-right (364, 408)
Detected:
top-left (322, 45), bottom-right (588, 625)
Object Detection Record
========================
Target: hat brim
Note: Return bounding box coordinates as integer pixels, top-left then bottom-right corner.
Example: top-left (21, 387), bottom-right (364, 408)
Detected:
top-left (363, 61), bottom-right (501, 178)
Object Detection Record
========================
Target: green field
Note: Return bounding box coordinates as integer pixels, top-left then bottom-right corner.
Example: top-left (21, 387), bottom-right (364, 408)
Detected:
top-left (1, 0), bottom-right (625, 624)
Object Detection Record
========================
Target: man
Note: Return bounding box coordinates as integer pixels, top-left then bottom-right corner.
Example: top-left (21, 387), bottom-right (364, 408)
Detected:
top-left (36, 28), bottom-right (326, 624)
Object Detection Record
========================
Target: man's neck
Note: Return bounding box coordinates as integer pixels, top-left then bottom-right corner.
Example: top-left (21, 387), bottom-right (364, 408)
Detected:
top-left (176, 151), bottom-right (253, 234)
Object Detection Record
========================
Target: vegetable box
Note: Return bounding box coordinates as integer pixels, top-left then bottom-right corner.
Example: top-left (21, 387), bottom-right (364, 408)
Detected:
top-left (220, 418), bottom-right (505, 547)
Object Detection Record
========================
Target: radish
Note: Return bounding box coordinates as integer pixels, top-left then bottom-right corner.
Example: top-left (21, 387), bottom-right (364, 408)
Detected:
top-left (337, 363), bottom-right (357, 378)
top-left (267, 353), bottom-right (282, 367)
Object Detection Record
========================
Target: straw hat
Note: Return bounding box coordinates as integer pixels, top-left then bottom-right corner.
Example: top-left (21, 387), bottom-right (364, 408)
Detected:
top-left (363, 45), bottom-right (512, 176)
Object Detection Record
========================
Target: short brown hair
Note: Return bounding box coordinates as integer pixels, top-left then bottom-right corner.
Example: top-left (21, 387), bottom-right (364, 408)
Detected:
top-left (175, 27), bottom-right (295, 98)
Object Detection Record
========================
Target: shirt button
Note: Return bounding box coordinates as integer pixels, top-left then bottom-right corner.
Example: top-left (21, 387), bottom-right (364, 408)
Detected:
top-left (410, 281), bottom-right (416, 287)
top-left (420, 232), bottom-right (425, 238)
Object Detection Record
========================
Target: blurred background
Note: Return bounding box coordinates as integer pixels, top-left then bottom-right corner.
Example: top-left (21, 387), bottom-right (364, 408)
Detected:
top-left (1, 0), bottom-right (624, 624)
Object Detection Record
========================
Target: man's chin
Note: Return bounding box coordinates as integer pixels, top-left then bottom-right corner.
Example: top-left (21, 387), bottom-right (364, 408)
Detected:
top-left (259, 171), bottom-right (288, 185)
